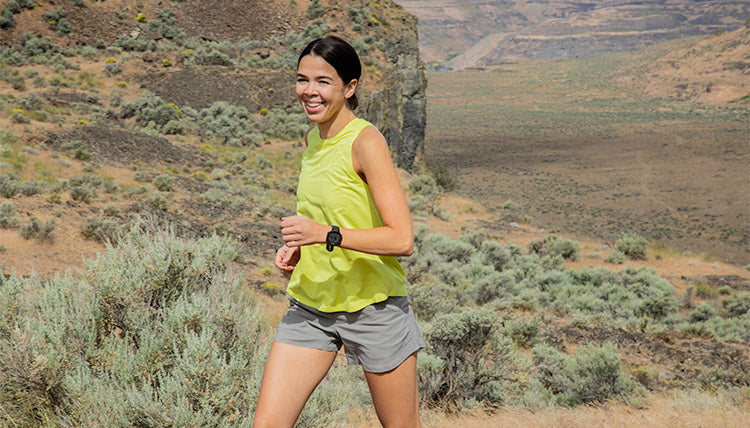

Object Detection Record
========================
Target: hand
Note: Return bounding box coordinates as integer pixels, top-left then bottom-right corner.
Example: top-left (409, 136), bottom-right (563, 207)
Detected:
top-left (275, 245), bottom-right (300, 272)
top-left (280, 215), bottom-right (327, 248)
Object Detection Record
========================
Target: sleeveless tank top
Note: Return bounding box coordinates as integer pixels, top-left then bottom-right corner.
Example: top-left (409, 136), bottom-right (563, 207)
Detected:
top-left (286, 118), bottom-right (408, 313)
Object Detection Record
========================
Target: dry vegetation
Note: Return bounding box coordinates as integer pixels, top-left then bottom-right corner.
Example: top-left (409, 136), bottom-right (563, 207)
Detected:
top-left (424, 26), bottom-right (750, 266)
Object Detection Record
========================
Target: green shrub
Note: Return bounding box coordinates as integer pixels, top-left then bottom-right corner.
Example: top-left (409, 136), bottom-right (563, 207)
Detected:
top-left (192, 47), bottom-right (232, 66)
top-left (722, 292), bottom-right (750, 318)
top-left (18, 179), bottom-right (44, 196)
top-left (70, 183), bottom-right (97, 203)
top-left (420, 309), bottom-right (498, 407)
top-left (688, 303), bottom-right (719, 322)
top-left (0, 172), bottom-right (21, 198)
top-left (0, 225), bottom-right (278, 426)
top-left (493, 199), bottom-right (528, 223)
top-left (307, 0), bottom-right (324, 19)
top-left (637, 294), bottom-right (679, 320)
top-left (152, 174), bottom-right (175, 192)
top-left (409, 174), bottom-right (439, 199)
top-left (119, 91), bottom-right (182, 133)
top-left (0, 200), bottom-right (19, 228)
top-left (504, 316), bottom-right (541, 347)
top-left (696, 283), bottom-right (720, 299)
top-left (408, 280), bottom-right (460, 322)
top-left (42, 7), bottom-right (70, 35)
top-left (81, 217), bottom-right (123, 244)
top-left (604, 249), bottom-right (626, 264)
top-left (528, 235), bottom-right (580, 261)
top-left (407, 194), bottom-right (429, 215)
top-left (187, 102), bottom-right (256, 145)
top-left (20, 216), bottom-right (55, 242)
top-left (532, 343), bottom-right (635, 406)
top-left (61, 140), bottom-right (93, 161)
top-left (615, 232), bottom-right (649, 260)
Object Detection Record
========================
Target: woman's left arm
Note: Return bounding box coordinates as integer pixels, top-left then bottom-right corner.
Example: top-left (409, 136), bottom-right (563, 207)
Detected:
top-left (280, 126), bottom-right (413, 257)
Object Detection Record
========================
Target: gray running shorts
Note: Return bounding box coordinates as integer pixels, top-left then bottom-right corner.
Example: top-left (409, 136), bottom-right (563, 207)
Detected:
top-left (274, 296), bottom-right (426, 373)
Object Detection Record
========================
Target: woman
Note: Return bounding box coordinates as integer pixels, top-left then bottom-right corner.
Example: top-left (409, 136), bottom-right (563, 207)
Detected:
top-left (252, 36), bottom-right (425, 428)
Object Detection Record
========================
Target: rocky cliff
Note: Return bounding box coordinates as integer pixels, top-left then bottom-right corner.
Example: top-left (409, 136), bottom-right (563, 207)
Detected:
top-left (397, 0), bottom-right (750, 69)
top-left (0, 0), bottom-right (427, 171)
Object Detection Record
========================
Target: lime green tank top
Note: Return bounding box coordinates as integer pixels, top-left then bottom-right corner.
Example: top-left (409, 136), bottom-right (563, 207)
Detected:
top-left (286, 118), bottom-right (408, 313)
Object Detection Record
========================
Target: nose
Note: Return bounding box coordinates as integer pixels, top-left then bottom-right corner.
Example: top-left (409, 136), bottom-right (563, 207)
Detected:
top-left (302, 82), bottom-right (318, 96)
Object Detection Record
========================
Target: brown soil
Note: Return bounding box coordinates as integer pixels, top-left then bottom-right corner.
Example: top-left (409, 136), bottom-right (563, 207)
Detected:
top-left (137, 66), bottom-right (295, 112)
top-left (45, 123), bottom-right (210, 166)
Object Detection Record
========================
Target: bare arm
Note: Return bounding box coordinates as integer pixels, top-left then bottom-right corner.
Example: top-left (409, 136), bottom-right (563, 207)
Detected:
top-left (280, 126), bottom-right (413, 257)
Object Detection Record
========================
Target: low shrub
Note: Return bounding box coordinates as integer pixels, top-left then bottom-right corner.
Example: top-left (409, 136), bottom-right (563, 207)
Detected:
top-left (0, 200), bottom-right (19, 228)
top-left (0, 172), bottom-right (21, 198)
top-left (420, 309), bottom-right (498, 407)
top-left (615, 232), bottom-right (649, 260)
top-left (722, 292), bottom-right (750, 318)
top-left (81, 217), bottom-right (123, 244)
top-left (19, 216), bottom-right (55, 242)
top-left (604, 249), bottom-right (626, 264)
top-left (528, 235), bottom-right (580, 261)
top-left (152, 174), bottom-right (175, 192)
top-left (493, 199), bottom-right (528, 224)
top-left (409, 174), bottom-right (439, 199)
top-left (0, 225), bottom-right (278, 426)
top-left (688, 303), bottom-right (719, 322)
top-left (532, 343), bottom-right (635, 406)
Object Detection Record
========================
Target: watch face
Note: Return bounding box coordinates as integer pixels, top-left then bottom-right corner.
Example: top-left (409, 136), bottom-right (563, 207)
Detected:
top-left (328, 230), bottom-right (342, 246)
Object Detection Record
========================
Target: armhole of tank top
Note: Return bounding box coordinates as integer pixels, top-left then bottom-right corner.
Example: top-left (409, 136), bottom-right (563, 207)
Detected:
top-left (303, 125), bottom-right (315, 148)
top-left (350, 122), bottom-right (374, 185)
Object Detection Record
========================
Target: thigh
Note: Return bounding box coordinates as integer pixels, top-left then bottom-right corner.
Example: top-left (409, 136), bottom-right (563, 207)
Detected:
top-left (253, 341), bottom-right (337, 428)
top-left (364, 352), bottom-right (421, 428)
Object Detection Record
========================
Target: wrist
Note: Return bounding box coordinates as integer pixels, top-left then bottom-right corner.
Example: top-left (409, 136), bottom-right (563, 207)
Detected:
top-left (325, 225), bottom-right (343, 251)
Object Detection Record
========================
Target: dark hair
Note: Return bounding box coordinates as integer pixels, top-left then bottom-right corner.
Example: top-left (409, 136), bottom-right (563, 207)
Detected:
top-left (298, 35), bottom-right (362, 110)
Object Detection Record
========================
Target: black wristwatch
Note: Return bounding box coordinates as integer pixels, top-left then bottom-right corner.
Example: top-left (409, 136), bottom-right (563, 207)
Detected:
top-left (326, 225), bottom-right (342, 252)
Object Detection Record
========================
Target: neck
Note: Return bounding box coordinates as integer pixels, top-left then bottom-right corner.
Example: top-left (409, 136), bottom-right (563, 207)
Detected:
top-left (317, 108), bottom-right (356, 139)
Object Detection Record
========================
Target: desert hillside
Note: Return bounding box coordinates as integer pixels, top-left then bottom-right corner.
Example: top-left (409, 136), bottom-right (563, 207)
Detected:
top-left (396, 0), bottom-right (750, 69)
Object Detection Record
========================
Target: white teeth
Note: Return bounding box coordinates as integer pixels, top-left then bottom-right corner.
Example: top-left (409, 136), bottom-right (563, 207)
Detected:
top-left (307, 102), bottom-right (321, 108)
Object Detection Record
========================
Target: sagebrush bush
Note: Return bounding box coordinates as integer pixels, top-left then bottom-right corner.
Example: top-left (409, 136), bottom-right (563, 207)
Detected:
top-left (615, 232), bottom-right (649, 260)
top-left (420, 309), bottom-right (499, 407)
top-left (528, 235), bottom-right (580, 261)
top-left (0, 172), bottom-right (21, 198)
top-left (19, 216), bottom-right (54, 242)
top-left (722, 292), bottom-right (750, 318)
top-left (152, 174), bottom-right (175, 192)
top-left (531, 343), bottom-right (635, 406)
top-left (81, 217), bottom-right (123, 244)
top-left (604, 248), bottom-right (626, 264)
top-left (120, 91), bottom-right (183, 133)
top-left (0, 200), bottom-right (19, 228)
top-left (409, 174), bottom-right (439, 199)
top-left (0, 224), bottom-right (273, 426)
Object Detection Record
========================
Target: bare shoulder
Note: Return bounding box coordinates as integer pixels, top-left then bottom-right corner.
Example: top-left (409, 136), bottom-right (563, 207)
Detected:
top-left (352, 124), bottom-right (392, 174)
top-left (353, 125), bottom-right (389, 156)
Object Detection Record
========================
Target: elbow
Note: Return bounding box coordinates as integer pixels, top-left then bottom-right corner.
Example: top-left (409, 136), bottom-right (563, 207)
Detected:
top-left (399, 236), bottom-right (414, 257)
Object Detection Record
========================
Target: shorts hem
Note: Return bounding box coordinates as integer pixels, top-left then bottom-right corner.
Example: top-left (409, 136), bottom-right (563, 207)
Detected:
top-left (358, 340), bottom-right (426, 374)
top-left (273, 337), bottom-right (339, 353)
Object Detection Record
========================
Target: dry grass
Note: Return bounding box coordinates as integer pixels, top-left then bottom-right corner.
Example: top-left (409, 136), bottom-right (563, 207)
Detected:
top-left (416, 390), bottom-right (750, 428)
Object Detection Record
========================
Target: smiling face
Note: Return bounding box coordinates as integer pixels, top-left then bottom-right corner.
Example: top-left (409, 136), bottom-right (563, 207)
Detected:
top-left (296, 54), bottom-right (357, 135)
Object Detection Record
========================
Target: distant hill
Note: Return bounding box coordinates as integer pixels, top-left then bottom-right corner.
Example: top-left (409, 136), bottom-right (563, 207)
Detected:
top-left (615, 25), bottom-right (750, 105)
top-left (396, 0), bottom-right (750, 69)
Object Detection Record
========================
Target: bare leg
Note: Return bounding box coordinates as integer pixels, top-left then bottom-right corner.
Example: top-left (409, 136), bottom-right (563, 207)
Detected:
top-left (253, 341), bottom-right (337, 428)
top-left (364, 352), bottom-right (421, 428)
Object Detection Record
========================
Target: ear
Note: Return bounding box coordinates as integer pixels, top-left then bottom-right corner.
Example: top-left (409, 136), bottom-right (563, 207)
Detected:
top-left (344, 79), bottom-right (358, 99)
